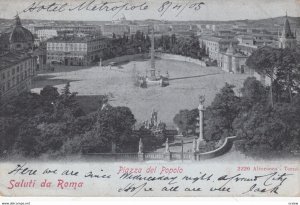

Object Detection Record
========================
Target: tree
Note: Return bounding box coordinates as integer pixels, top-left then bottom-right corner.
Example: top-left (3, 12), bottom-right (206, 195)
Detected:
top-left (233, 99), bottom-right (299, 158)
top-left (239, 77), bottom-right (268, 111)
top-left (173, 109), bottom-right (198, 136)
top-left (232, 77), bottom-right (300, 158)
top-left (138, 127), bottom-right (157, 152)
top-left (0, 117), bottom-right (20, 155)
top-left (61, 82), bottom-right (71, 96)
top-left (13, 118), bottom-right (42, 157)
top-left (188, 34), bottom-right (201, 59)
top-left (40, 85), bottom-right (59, 102)
top-left (84, 105), bottom-right (137, 153)
top-left (275, 48), bottom-right (300, 102)
top-left (246, 46), bottom-right (281, 108)
top-left (204, 83), bottom-right (240, 141)
top-left (58, 83), bottom-right (83, 118)
top-left (171, 34), bottom-right (176, 45)
top-left (0, 84), bottom-right (90, 157)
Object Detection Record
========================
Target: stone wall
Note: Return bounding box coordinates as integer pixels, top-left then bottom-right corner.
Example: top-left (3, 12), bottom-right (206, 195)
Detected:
top-left (159, 53), bottom-right (207, 67)
top-left (198, 136), bottom-right (237, 160)
top-left (102, 54), bottom-right (149, 66)
top-left (101, 53), bottom-right (207, 67)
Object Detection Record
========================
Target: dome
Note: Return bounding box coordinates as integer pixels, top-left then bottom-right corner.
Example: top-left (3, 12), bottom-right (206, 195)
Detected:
top-left (9, 15), bottom-right (34, 43)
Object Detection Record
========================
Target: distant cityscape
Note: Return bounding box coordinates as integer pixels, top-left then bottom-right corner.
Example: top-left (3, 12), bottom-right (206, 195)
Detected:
top-left (0, 14), bottom-right (299, 100)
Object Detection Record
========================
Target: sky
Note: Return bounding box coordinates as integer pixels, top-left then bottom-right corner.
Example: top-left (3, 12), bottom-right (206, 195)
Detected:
top-left (0, 0), bottom-right (299, 21)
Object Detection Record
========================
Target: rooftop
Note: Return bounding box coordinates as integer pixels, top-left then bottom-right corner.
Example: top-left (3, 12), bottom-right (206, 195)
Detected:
top-left (199, 35), bottom-right (239, 43)
top-left (47, 35), bottom-right (105, 43)
top-left (0, 51), bottom-right (34, 71)
top-left (198, 35), bottom-right (223, 42)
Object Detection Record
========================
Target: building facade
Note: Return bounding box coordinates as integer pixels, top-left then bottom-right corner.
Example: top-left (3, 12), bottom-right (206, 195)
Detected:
top-left (102, 24), bottom-right (129, 37)
top-left (0, 52), bottom-right (37, 100)
top-left (25, 24), bottom-right (102, 35)
top-left (218, 44), bottom-right (248, 73)
top-left (36, 29), bottom-right (58, 42)
top-left (168, 24), bottom-right (198, 36)
top-left (46, 36), bottom-right (107, 66)
top-left (129, 25), bottom-right (149, 35)
top-left (0, 15), bottom-right (37, 100)
top-left (198, 36), bottom-right (239, 61)
top-left (154, 24), bottom-right (171, 34)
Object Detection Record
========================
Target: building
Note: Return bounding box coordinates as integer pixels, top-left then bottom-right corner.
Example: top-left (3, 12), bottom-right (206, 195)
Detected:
top-left (212, 24), bottom-right (233, 32)
top-left (0, 51), bottom-right (37, 100)
top-left (36, 29), bottom-right (58, 42)
top-left (102, 24), bottom-right (129, 37)
top-left (154, 24), bottom-right (171, 34)
top-left (129, 25), bottom-right (149, 35)
top-left (198, 36), bottom-right (239, 61)
top-left (236, 35), bottom-right (255, 46)
top-left (0, 15), bottom-right (34, 52)
top-left (170, 24), bottom-right (198, 36)
top-left (0, 15), bottom-right (37, 100)
top-left (197, 29), bottom-right (214, 36)
top-left (237, 43), bottom-right (258, 56)
top-left (46, 35), bottom-right (108, 66)
top-left (112, 15), bottom-right (130, 25)
top-left (278, 15), bottom-right (297, 49)
top-left (215, 30), bottom-right (235, 38)
top-left (218, 44), bottom-right (248, 73)
top-left (26, 24), bottom-right (102, 35)
top-left (34, 45), bottom-right (47, 71)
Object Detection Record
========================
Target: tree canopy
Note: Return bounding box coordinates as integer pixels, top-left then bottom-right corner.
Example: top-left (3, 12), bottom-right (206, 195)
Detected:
top-left (246, 47), bottom-right (300, 106)
top-left (204, 83), bottom-right (241, 141)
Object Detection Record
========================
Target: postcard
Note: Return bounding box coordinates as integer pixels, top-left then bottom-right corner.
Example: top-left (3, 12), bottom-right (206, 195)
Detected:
top-left (0, 0), bottom-right (299, 197)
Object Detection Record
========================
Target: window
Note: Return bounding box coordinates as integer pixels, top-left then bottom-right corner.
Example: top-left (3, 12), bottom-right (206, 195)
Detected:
top-left (17, 66), bottom-right (20, 72)
top-left (2, 73), bottom-right (5, 80)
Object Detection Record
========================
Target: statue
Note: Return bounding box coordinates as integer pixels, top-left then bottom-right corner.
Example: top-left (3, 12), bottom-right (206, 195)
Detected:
top-left (199, 95), bottom-right (205, 106)
top-left (165, 138), bottom-right (170, 153)
top-left (192, 138), bottom-right (197, 153)
top-left (138, 138), bottom-right (143, 153)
